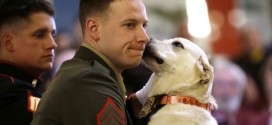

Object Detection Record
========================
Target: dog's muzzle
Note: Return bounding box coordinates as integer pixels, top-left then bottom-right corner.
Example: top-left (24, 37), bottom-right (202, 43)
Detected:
top-left (143, 38), bottom-right (164, 64)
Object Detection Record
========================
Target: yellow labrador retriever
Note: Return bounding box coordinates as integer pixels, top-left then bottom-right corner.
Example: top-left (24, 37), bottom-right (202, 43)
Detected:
top-left (139, 38), bottom-right (218, 125)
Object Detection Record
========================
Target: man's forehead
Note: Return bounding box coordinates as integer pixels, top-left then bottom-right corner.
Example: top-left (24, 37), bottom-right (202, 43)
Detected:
top-left (108, 0), bottom-right (147, 20)
top-left (8, 13), bottom-right (55, 32)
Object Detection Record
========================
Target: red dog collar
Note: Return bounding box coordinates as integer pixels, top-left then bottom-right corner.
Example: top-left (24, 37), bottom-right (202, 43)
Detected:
top-left (159, 95), bottom-right (212, 112)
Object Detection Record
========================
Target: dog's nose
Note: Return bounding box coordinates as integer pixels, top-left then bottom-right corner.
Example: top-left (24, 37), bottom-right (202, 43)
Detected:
top-left (149, 38), bottom-right (155, 43)
top-left (145, 38), bottom-right (154, 47)
top-left (145, 38), bottom-right (154, 50)
top-left (143, 38), bottom-right (153, 57)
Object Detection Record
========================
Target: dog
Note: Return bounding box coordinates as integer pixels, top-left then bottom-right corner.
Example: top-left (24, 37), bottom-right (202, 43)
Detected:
top-left (139, 38), bottom-right (218, 125)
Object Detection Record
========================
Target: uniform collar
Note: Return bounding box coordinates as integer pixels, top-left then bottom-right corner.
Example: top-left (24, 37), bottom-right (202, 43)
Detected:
top-left (0, 60), bottom-right (43, 87)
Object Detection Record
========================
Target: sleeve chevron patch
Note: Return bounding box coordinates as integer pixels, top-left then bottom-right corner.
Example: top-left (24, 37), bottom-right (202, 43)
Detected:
top-left (96, 97), bottom-right (125, 125)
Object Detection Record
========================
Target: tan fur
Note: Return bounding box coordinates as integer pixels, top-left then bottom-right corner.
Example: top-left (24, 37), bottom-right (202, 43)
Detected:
top-left (142, 38), bottom-right (218, 125)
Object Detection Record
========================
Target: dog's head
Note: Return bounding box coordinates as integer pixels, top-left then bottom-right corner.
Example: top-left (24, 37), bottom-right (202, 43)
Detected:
top-left (143, 38), bottom-right (216, 106)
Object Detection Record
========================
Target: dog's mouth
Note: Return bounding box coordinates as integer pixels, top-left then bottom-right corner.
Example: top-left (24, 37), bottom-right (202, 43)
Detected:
top-left (143, 52), bottom-right (164, 64)
top-left (143, 41), bottom-right (164, 64)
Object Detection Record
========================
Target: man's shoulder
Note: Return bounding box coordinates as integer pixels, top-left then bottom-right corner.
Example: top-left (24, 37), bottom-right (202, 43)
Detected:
top-left (50, 58), bottom-right (114, 90)
top-left (0, 74), bottom-right (14, 92)
top-left (59, 58), bottom-right (111, 77)
top-left (0, 74), bottom-right (14, 84)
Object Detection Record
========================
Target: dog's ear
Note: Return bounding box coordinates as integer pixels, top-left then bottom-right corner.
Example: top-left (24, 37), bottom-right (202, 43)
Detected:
top-left (197, 56), bottom-right (214, 85)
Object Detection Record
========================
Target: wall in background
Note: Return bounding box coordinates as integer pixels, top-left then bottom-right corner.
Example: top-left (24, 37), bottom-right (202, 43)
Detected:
top-left (53, 0), bottom-right (79, 31)
top-left (238, 0), bottom-right (272, 44)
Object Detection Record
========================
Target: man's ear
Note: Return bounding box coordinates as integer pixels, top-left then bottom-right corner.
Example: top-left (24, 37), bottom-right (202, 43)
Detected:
top-left (0, 33), bottom-right (15, 52)
top-left (86, 18), bottom-right (100, 41)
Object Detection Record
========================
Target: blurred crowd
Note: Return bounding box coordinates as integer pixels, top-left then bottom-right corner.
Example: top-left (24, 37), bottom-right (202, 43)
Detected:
top-left (210, 24), bottom-right (272, 125)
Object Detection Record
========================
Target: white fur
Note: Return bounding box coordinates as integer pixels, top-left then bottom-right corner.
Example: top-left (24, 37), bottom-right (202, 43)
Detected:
top-left (142, 38), bottom-right (218, 125)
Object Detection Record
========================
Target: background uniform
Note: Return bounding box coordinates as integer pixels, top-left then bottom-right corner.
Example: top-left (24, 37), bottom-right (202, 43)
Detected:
top-left (0, 61), bottom-right (42, 125)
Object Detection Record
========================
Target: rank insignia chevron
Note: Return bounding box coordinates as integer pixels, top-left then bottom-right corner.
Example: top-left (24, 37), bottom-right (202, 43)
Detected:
top-left (97, 97), bottom-right (125, 125)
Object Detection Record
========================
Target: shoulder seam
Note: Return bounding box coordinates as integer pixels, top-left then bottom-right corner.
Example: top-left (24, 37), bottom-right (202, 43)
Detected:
top-left (0, 74), bottom-right (15, 84)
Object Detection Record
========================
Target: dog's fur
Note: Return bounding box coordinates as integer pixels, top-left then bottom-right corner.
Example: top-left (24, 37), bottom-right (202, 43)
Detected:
top-left (142, 38), bottom-right (218, 125)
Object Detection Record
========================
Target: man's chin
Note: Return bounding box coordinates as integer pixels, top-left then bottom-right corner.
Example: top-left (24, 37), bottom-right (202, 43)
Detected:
top-left (40, 64), bottom-right (53, 72)
top-left (124, 61), bottom-right (142, 70)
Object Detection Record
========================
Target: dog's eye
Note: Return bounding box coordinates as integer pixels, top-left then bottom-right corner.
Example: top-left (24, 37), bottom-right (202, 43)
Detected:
top-left (172, 41), bottom-right (184, 49)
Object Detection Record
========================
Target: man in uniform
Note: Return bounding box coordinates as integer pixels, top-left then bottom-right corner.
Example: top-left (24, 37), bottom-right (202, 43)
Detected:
top-left (0, 0), bottom-right (57, 125)
top-left (32, 0), bottom-right (150, 124)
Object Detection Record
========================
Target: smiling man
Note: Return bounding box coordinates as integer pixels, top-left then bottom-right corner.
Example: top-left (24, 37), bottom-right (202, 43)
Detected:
top-left (32, 0), bottom-right (149, 125)
top-left (0, 0), bottom-right (57, 125)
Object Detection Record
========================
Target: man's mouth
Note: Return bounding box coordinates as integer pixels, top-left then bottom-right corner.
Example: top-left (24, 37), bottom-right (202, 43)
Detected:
top-left (43, 54), bottom-right (54, 61)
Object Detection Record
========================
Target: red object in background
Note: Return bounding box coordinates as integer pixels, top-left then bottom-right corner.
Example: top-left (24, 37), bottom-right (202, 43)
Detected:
top-left (206, 0), bottom-right (242, 59)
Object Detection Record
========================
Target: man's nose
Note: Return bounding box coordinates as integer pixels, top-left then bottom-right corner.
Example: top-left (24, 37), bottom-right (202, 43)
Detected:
top-left (137, 27), bottom-right (149, 44)
top-left (47, 36), bottom-right (57, 49)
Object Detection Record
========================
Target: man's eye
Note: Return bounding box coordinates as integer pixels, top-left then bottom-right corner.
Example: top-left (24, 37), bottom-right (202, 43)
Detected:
top-left (143, 23), bottom-right (148, 29)
top-left (35, 32), bottom-right (45, 38)
top-left (126, 23), bottom-right (135, 28)
top-left (51, 31), bottom-right (56, 37)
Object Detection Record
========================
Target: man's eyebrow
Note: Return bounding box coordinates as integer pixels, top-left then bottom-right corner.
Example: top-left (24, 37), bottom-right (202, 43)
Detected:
top-left (33, 28), bottom-right (46, 33)
top-left (123, 18), bottom-right (148, 23)
top-left (32, 27), bottom-right (56, 34)
top-left (123, 19), bottom-right (137, 22)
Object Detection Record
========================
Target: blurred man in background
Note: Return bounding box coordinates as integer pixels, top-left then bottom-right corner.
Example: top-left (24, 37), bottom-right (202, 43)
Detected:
top-left (212, 56), bottom-right (247, 125)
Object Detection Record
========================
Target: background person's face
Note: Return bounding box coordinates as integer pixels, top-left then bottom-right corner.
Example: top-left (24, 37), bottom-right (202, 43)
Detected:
top-left (213, 69), bottom-right (243, 112)
top-left (98, 0), bottom-right (149, 72)
top-left (11, 12), bottom-right (57, 75)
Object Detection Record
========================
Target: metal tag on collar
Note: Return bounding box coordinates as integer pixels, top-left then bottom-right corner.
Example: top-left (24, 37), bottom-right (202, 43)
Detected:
top-left (32, 79), bottom-right (37, 87)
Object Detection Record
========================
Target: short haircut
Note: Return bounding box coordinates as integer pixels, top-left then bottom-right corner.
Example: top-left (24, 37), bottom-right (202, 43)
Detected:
top-left (78, 0), bottom-right (114, 34)
top-left (0, 0), bottom-right (55, 30)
